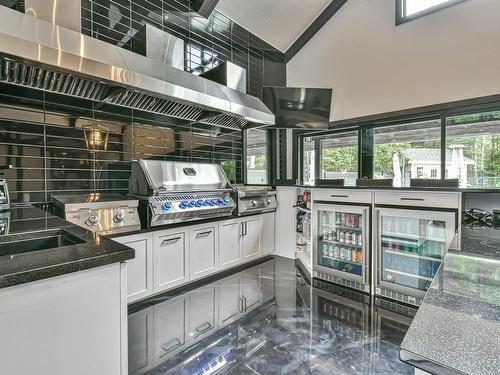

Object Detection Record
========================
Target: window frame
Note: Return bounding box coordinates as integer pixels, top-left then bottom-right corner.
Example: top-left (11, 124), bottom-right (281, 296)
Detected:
top-left (243, 127), bottom-right (272, 186)
top-left (298, 97), bottom-right (500, 190)
top-left (396, 0), bottom-right (466, 25)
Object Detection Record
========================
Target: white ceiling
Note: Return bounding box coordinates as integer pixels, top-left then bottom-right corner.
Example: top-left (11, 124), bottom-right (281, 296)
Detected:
top-left (215, 0), bottom-right (332, 52)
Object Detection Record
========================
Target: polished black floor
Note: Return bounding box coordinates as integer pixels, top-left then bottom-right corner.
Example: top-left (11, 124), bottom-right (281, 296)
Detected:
top-left (128, 257), bottom-right (416, 374)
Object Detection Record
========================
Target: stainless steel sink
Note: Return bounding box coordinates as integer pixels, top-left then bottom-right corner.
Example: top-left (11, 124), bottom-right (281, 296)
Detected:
top-left (0, 229), bottom-right (85, 256)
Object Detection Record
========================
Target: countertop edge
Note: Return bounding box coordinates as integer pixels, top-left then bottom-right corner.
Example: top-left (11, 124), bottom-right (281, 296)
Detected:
top-left (400, 348), bottom-right (469, 375)
top-left (0, 247), bottom-right (134, 290)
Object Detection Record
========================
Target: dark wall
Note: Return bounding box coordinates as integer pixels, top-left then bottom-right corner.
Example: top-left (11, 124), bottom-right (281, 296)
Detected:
top-left (0, 1), bottom-right (287, 204)
top-left (0, 85), bottom-right (243, 204)
top-left (81, 0), bottom-right (286, 98)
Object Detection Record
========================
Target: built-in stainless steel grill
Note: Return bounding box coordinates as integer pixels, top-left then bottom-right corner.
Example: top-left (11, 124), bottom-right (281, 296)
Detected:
top-left (129, 160), bottom-right (236, 227)
top-left (234, 185), bottom-right (278, 216)
top-left (51, 194), bottom-right (141, 235)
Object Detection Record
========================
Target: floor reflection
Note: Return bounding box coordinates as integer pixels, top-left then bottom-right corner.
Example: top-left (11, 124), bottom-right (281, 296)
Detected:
top-left (128, 257), bottom-right (416, 374)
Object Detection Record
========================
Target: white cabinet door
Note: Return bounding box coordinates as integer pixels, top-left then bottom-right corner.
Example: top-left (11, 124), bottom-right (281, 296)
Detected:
top-left (188, 284), bottom-right (217, 342)
top-left (242, 216), bottom-right (261, 261)
top-left (259, 259), bottom-right (276, 303)
top-left (115, 233), bottom-right (154, 303)
top-left (190, 224), bottom-right (218, 280)
top-left (218, 218), bottom-right (243, 270)
top-left (128, 307), bottom-right (154, 375)
top-left (154, 229), bottom-right (189, 292)
top-left (154, 296), bottom-right (187, 362)
top-left (218, 275), bottom-right (242, 326)
top-left (260, 212), bottom-right (275, 255)
top-left (241, 266), bottom-right (261, 312)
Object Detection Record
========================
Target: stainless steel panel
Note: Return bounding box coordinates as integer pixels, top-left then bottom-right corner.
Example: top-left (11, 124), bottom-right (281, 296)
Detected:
top-left (51, 194), bottom-right (141, 235)
top-left (127, 24), bottom-right (184, 70)
top-left (25, 0), bottom-right (81, 32)
top-left (0, 6), bottom-right (275, 127)
top-left (200, 62), bottom-right (246, 93)
top-left (236, 186), bottom-right (277, 216)
top-left (137, 160), bottom-right (231, 192)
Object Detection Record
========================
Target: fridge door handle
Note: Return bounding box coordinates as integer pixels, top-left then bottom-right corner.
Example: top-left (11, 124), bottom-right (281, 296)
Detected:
top-left (374, 208), bottom-right (382, 289)
top-left (400, 197), bottom-right (424, 201)
top-left (362, 207), bottom-right (370, 285)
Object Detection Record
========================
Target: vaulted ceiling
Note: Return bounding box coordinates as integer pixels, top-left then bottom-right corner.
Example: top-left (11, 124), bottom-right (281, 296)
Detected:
top-left (215, 0), bottom-right (332, 52)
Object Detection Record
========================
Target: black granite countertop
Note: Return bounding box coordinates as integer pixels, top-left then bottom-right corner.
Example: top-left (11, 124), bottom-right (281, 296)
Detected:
top-left (400, 227), bottom-right (500, 375)
top-left (0, 206), bottom-right (134, 289)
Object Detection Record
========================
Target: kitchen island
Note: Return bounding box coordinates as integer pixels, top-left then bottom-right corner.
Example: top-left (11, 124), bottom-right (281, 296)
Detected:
top-left (0, 206), bottom-right (134, 375)
top-left (400, 227), bottom-right (500, 375)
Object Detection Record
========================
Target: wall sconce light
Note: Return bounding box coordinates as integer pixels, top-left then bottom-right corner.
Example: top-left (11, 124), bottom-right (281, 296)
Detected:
top-left (84, 124), bottom-right (109, 150)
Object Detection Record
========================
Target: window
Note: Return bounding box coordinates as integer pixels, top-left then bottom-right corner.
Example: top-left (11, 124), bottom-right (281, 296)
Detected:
top-left (446, 110), bottom-right (500, 188)
top-left (245, 128), bottom-right (269, 184)
top-left (319, 131), bottom-right (358, 186)
top-left (396, 0), bottom-right (465, 24)
top-left (431, 169), bottom-right (438, 178)
top-left (220, 160), bottom-right (236, 183)
top-left (303, 137), bottom-right (316, 185)
top-left (373, 119), bottom-right (441, 187)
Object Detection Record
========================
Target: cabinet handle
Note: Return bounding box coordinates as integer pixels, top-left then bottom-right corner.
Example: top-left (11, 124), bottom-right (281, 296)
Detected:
top-left (400, 197), bottom-right (424, 201)
top-left (161, 237), bottom-right (181, 246)
top-left (243, 296), bottom-right (247, 311)
top-left (331, 194), bottom-right (349, 198)
top-left (195, 321), bottom-right (213, 334)
top-left (244, 221), bottom-right (248, 236)
top-left (196, 230), bottom-right (212, 238)
top-left (161, 338), bottom-right (182, 353)
top-left (239, 297), bottom-right (244, 313)
top-left (240, 222), bottom-right (245, 237)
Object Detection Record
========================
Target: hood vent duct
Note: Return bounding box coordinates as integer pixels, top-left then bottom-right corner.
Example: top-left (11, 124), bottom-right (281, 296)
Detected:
top-left (0, 4), bottom-right (274, 130)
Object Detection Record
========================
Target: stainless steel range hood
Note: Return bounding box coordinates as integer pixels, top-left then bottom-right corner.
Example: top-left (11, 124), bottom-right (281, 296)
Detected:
top-left (0, 3), bottom-right (274, 130)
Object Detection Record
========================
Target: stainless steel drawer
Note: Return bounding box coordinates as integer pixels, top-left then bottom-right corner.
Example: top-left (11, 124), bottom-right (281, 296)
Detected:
top-left (313, 189), bottom-right (372, 204)
top-left (374, 191), bottom-right (460, 208)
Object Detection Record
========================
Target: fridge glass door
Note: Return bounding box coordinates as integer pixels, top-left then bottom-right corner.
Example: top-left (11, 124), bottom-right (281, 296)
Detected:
top-left (316, 205), bottom-right (366, 278)
top-left (378, 209), bottom-right (456, 293)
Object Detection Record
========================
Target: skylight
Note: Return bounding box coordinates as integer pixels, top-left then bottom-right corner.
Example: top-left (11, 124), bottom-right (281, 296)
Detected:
top-left (406, 0), bottom-right (454, 16)
top-left (397, 0), bottom-right (465, 24)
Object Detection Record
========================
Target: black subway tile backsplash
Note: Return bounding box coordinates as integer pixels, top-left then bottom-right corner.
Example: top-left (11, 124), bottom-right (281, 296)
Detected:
top-left (0, 0), bottom-right (283, 204)
top-left (81, 0), bottom-right (285, 90)
top-left (0, 87), bottom-right (244, 204)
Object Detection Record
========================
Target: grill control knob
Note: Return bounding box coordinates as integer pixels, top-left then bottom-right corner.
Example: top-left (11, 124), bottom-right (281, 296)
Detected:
top-left (204, 200), bottom-right (211, 206)
top-left (250, 199), bottom-right (258, 207)
top-left (113, 211), bottom-right (125, 223)
top-left (179, 201), bottom-right (188, 209)
top-left (223, 198), bottom-right (230, 205)
top-left (210, 199), bottom-right (217, 206)
top-left (264, 198), bottom-right (272, 206)
top-left (196, 200), bottom-right (204, 207)
top-left (188, 201), bottom-right (196, 208)
top-left (86, 215), bottom-right (99, 226)
top-left (162, 202), bottom-right (172, 211)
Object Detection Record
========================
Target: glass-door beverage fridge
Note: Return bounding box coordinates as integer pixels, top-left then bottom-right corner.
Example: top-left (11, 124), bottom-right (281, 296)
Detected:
top-left (375, 207), bottom-right (456, 306)
top-left (313, 204), bottom-right (370, 293)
